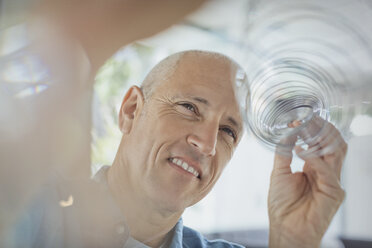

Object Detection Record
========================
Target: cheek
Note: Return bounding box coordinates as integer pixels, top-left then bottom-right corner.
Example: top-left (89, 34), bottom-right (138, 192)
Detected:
top-left (193, 166), bottom-right (225, 205)
top-left (154, 113), bottom-right (194, 138)
top-left (130, 112), bottom-right (187, 163)
top-left (199, 146), bottom-right (233, 190)
top-left (202, 154), bottom-right (228, 187)
top-left (216, 141), bottom-right (234, 167)
top-left (212, 158), bottom-right (228, 180)
top-left (127, 116), bottom-right (157, 161)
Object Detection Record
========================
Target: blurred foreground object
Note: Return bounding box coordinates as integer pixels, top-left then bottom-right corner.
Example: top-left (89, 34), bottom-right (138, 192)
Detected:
top-left (0, 0), bottom-right (206, 245)
top-left (234, 0), bottom-right (372, 154)
top-left (0, 12), bottom-right (93, 240)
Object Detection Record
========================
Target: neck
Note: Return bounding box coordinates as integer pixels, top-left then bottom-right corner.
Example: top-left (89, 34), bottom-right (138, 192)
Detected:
top-left (107, 156), bottom-right (182, 247)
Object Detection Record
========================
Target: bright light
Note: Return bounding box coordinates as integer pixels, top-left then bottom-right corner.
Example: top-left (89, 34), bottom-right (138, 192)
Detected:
top-left (350, 115), bottom-right (372, 136)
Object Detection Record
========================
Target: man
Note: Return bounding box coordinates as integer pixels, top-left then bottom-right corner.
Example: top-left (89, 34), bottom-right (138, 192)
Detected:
top-left (7, 49), bottom-right (346, 248)
top-left (98, 50), bottom-right (347, 247)
top-left (2, 2), bottom-right (346, 247)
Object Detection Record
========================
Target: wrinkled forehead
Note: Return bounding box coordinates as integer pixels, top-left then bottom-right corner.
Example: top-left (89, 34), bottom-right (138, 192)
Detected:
top-left (174, 54), bottom-right (239, 87)
top-left (155, 55), bottom-right (243, 125)
top-left (155, 55), bottom-right (239, 96)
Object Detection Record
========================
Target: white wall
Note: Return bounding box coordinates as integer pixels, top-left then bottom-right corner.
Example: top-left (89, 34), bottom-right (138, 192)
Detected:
top-left (343, 135), bottom-right (372, 239)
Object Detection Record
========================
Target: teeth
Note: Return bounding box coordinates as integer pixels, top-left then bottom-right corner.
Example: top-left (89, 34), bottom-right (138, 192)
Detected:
top-left (170, 158), bottom-right (200, 178)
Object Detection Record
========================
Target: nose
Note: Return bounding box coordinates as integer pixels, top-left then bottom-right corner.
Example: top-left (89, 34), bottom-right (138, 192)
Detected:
top-left (187, 122), bottom-right (218, 157)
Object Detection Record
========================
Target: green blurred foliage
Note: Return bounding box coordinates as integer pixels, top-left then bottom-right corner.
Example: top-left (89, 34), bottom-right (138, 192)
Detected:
top-left (91, 44), bottom-right (156, 172)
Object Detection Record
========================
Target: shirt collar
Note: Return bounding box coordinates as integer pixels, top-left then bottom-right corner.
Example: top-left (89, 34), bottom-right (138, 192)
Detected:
top-left (168, 218), bottom-right (184, 248)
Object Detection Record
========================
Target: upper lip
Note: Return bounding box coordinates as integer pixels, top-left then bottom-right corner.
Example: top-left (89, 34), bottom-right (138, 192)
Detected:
top-left (169, 156), bottom-right (203, 179)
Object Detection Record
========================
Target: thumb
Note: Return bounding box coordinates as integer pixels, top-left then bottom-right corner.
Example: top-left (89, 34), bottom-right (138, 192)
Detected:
top-left (273, 148), bottom-right (293, 174)
top-left (273, 135), bottom-right (297, 173)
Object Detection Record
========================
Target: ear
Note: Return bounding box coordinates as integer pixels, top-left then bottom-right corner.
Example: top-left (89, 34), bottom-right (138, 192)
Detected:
top-left (118, 86), bottom-right (144, 134)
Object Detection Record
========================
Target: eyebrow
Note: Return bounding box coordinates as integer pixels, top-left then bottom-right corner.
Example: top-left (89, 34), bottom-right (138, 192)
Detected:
top-left (192, 97), bottom-right (209, 106)
top-left (227, 117), bottom-right (240, 130)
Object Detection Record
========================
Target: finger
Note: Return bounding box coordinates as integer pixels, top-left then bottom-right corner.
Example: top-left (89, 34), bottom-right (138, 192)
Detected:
top-left (303, 162), bottom-right (319, 190)
top-left (298, 149), bottom-right (318, 187)
top-left (287, 119), bottom-right (302, 128)
top-left (293, 116), bottom-right (326, 158)
top-left (273, 151), bottom-right (293, 174)
top-left (297, 117), bottom-right (345, 158)
top-left (317, 122), bottom-right (347, 152)
top-left (273, 135), bottom-right (297, 174)
top-left (295, 141), bottom-right (346, 180)
top-left (297, 115), bottom-right (326, 147)
top-left (295, 146), bottom-right (329, 175)
top-left (323, 141), bottom-right (347, 179)
top-left (295, 146), bottom-right (341, 186)
top-left (308, 121), bottom-right (347, 178)
top-left (302, 157), bottom-right (345, 204)
top-left (275, 132), bottom-right (298, 156)
top-left (315, 122), bottom-right (344, 155)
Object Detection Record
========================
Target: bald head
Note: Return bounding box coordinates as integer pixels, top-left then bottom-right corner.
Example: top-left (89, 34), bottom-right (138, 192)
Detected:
top-left (141, 50), bottom-right (241, 99)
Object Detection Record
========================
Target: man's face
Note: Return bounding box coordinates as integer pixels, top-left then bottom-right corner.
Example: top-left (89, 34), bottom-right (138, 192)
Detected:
top-left (121, 56), bottom-right (243, 212)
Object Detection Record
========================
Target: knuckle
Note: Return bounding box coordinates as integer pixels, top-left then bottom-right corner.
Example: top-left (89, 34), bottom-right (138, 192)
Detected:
top-left (340, 191), bottom-right (346, 203)
top-left (336, 188), bottom-right (346, 203)
top-left (343, 143), bottom-right (348, 152)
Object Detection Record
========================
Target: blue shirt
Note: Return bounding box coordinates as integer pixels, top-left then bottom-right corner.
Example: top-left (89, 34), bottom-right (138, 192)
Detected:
top-left (170, 218), bottom-right (243, 248)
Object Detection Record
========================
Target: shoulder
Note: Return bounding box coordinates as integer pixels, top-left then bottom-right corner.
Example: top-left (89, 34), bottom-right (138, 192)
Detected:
top-left (182, 226), bottom-right (244, 248)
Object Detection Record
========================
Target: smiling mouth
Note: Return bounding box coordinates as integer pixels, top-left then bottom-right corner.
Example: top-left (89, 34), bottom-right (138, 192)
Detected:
top-left (168, 158), bottom-right (201, 179)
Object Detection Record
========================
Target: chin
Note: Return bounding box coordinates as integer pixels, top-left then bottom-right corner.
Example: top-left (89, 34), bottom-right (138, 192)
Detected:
top-left (145, 172), bottom-right (203, 213)
top-left (146, 187), bottom-right (193, 213)
top-left (158, 193), bottom-right (192, 213)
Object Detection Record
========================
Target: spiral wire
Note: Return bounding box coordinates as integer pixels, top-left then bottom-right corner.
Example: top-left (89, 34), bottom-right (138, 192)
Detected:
top-left (235, 0), bottom-right (372, 153)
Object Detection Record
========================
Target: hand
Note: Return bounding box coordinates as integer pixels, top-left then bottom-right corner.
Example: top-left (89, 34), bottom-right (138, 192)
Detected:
top-left (268, 118), bottom-right (347, 248)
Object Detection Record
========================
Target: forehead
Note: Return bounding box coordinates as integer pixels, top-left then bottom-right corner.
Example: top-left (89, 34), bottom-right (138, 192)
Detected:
top-left (154, 55), bottom-right (242, 122)
top-left (174, 55), bottom-right (236, 87)
top-left (159, 55), bottom-right (238, 95)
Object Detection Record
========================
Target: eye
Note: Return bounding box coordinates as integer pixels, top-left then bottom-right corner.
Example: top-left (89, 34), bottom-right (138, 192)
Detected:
top-left (178, 102), bottom-right (199, 115)
top-left (220, 126), bottom-right (237, 141)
